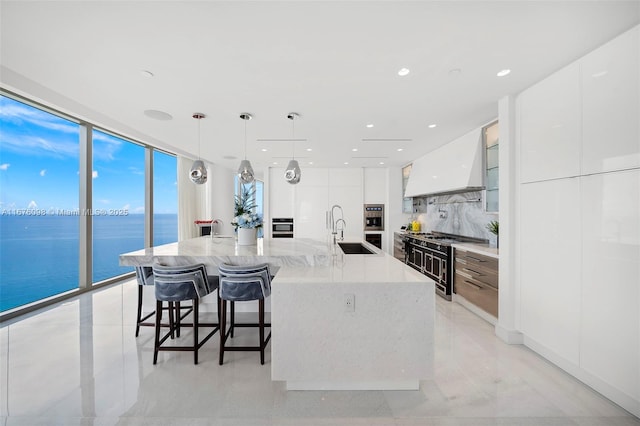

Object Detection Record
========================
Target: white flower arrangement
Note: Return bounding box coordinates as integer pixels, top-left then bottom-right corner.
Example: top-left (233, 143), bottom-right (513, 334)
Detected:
top-left (232, 212), bottom-right (263, 230)
top-left (232, 185), bottom-right (263, 230)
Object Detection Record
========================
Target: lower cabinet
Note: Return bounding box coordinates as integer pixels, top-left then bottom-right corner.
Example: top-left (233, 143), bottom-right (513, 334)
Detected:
top-left (454, 249), bottom-right (499, 318)
top-left (393, 232), bottom-right (406, 261)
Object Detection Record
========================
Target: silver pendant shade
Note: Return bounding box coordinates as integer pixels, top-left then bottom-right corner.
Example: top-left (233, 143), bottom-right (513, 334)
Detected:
top-left (237, 113), bottom-right (255, 184)
top-left (284, 112), bottom-right (301, 185)
top-left (284, 159), bottom-right (301, 184)
top-left (189, 113), bottom-right (207, 185)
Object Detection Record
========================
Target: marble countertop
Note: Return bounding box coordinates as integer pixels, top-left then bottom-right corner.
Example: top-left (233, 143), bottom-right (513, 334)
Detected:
top-left (272, 254), bottom-right (429, 285)
top-left (120, 236), bottom-right (331, 266)
top-left (451, 242), bottom-right (499, 259)
top-left (119, 236), bottom-right (430, 285)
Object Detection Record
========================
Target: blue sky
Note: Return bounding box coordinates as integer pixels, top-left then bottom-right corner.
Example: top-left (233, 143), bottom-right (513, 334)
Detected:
top-left (0, 95), bottom-right (177, 214)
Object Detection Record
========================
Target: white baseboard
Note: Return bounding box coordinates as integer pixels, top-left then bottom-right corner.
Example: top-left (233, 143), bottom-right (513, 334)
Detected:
top-left (495, 323), bottom-right (524, 344)
top-left (524, 335), bottom-right (640, 418)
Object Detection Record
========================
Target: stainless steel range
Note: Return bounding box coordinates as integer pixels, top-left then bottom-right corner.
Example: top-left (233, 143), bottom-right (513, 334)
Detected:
top-left (403, 232), bottom-right (487, 301)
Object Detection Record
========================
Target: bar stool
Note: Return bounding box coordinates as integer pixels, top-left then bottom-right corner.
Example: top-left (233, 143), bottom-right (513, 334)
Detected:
top-left (134, 266), bottom-right (193, 337)
top-left (218, 263), bottom-right (272, 365)
top-left (152, 263), bottom-right (220, 365)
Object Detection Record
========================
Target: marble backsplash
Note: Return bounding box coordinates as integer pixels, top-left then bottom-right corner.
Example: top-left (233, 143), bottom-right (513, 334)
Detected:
top-left (412, 191), bottom-right (498, 245)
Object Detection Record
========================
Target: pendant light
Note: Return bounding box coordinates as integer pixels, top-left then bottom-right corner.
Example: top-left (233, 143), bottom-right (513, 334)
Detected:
top-left (189, 113), bottom-right (207, 184)
top-left (284, 112), bottom-right (301, 184)
top-left (237, 113), bottom-right (255, 184)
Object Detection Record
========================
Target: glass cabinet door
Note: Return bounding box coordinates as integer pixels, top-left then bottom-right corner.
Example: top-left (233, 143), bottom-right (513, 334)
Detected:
top-left (484, 121), bottom-right (499, 212)
top-left (402, 164), bottom-right (412, 213)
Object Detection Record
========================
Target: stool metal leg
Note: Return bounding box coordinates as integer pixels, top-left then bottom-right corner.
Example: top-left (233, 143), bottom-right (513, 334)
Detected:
top-left (259, 299), bottom-right (265, 365)
top-left (219, 299), bottom-right (226, 365)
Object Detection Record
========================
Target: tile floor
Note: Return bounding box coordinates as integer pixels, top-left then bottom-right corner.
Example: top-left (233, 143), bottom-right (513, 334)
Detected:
top-left (0, 279), bottom-right (638, 426)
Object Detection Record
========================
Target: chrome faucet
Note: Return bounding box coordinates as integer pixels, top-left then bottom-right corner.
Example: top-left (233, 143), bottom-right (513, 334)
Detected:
top-left (329, 204), bottom-right (345, 244)
top-left (334, 218), bottom-right (346, 243)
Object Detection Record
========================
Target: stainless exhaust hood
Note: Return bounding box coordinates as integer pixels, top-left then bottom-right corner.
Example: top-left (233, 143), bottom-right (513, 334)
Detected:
top-left (404, 128), bottom-right (484, 197)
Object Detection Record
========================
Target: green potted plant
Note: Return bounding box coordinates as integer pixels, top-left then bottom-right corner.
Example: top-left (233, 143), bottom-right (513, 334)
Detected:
top-left (486, 220), bottom-right (499, 248)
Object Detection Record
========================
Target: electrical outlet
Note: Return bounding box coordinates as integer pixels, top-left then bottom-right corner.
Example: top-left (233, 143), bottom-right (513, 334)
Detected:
top-left (344, 293), bottom-right (355, 313)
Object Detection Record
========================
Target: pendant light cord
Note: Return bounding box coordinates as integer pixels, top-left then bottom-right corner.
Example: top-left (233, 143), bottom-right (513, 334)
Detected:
top-left (291, 115), bottom-right (295, 159)
top-left (197, 118), bottom-right (201, 160)
top-left (244, 118), bottom-right (248, 160)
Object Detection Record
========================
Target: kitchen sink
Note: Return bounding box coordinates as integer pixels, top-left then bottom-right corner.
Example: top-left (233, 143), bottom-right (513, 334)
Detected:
top-left (338, 242), bottom-right (375, 255)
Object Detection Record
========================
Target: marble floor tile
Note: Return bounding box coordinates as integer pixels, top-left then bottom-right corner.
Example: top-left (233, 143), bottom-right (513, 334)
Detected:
top-left (1, 278), bottom-right (638, 426)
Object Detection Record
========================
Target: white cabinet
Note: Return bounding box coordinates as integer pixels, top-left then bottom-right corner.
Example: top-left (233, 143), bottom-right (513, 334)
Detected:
top-left (582, 27), bottom-right (640, 174)
top-left (269, 168), bottom-right (295, 218)
top-left (519, 63), bottom-right (581, 183)
top-left (364, 168), bottom-right (387, 204)
top-left (328, 168), bottom-right (363, 240)
top-left (520, 178), bottom-right (582, 364)
top-left (580, 169), bottom-right (640, 400)
top-left (295, 184), bottom-right (329, 240)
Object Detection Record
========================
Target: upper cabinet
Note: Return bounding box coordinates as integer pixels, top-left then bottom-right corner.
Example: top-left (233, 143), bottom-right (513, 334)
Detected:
top-left (484, 121), bottom-right (499, 212)
top-left (519, 62), bottom-right (582, 183)
top-left (520, 26), bottom-right (639, 182)
top-left (582, 26), bottom-right (639, 174)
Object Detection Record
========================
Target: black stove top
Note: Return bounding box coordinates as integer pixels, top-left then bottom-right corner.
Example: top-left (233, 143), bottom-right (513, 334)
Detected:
top-left (404, 232), bottom-right (487, 246)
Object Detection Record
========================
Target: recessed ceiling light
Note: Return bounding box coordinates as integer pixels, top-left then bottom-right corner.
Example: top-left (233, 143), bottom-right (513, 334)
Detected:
top-left (309, 161), bottom-right (313, 165)
top-left (272, 162), bottom-right (278, 165)
top-left (379, 162), bottom-right (385, 165)
top-left (592, 70), bottom-right (608, 78)
top-left (223, 155), bottom-right (237, 160)
top-left (344, 162), bottom-right (349, 165)
top-left (352, 148), bottom-right (358, 152)
top-left (261, 148), bottom-right (268, 152)
top-left (448, 68), bottom-right (462, 76)
top-left (306, 148), bottom-right (312, 152)
top-left (398, 68), bottom-right (410, 77)
top-left (397, 148), bottom-right (404, 152)
top-left (140, 70), bottom-right (154, 78)
top-left (428, 124), bottom-right (437, 128)
top-left (366, 124), bottom-right (374, 128)
top-left (497, 69), bottom-right (511, 77)
top-left (143, 109), bottom-right (172, 121)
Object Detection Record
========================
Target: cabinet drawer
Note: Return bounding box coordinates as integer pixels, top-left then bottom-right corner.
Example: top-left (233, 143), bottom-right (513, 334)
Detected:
top-left (456, 250), bottom-right (498, 270)
top-left (455, 273), bottom-right (498, 317)
top-left (455, 261), bottom-right (498, 288)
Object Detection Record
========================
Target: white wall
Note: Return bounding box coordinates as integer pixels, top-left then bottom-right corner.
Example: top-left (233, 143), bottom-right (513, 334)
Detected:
top-left (515, 25), bottom-right (640, 417)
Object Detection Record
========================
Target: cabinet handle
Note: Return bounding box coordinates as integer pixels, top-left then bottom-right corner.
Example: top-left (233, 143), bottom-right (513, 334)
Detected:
top-left (458, 271), bottom-right (473, 280)
top-left (464, 267), bottom-right (483, 276)
top-left (467, 256), bottom-right (486, 263)
top-left (464, 281), bottom-right (482, 290)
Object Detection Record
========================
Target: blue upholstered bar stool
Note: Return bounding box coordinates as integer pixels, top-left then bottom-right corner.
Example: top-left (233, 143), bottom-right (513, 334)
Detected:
top-left (134, 266), bottom-right (194, 337)
top-left (152, 264), bottom-right (220, 365)
top-left (218, 263), bottom-right (272, 365)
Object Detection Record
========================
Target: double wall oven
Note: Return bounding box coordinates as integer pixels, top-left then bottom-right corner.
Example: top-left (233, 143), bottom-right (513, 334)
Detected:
top-left (403, 232), bottom-right (487, 301)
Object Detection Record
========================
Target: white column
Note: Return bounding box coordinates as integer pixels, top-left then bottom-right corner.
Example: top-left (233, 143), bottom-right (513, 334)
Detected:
top-left (495, 95), bottom-right (523, 344)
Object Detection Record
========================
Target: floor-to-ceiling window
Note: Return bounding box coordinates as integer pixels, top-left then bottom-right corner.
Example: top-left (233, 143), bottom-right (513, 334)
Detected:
top-left (153, 150), bottom-right (177, 245)
top-left (0, 92), bottom-right (179, 315)
top-left (0, 95), bottom-right (80, 311)
top-left (92, 130), bottom-right (145, 282)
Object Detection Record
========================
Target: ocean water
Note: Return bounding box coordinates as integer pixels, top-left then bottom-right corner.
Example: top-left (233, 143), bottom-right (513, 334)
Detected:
top-left (0, 214), bottom-right (177, 312)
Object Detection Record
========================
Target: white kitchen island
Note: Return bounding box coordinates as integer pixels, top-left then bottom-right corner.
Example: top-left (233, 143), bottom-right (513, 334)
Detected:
top-left (120, 236), bottom-right (434, 391)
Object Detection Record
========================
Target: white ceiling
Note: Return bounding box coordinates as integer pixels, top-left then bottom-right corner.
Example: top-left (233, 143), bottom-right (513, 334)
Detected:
top-left (1, 1), bottom-right (638, 173)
